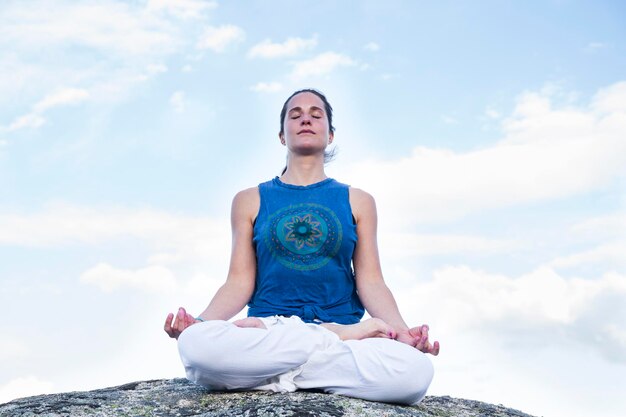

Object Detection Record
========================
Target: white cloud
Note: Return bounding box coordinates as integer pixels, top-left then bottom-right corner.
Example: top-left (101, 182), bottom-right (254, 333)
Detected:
top-left (0, 1), bottom-right (180, 56)
top-left (397, 265), bottom-right (626, 362)
top-left (170, 90), bottom-right (185, 113)
top-left (339, 81), bottom-right (626, 225)
top-left (146, 0), bottom-right (218, 20)
top-left (247, 36), bottom-right (317, 59)
top-left (197, 25), bottom-right (245, 52)
top-left (0, 1), bottom-right (204, 128)
top-left (290, 52), bottom-right (357, 80)
top-left (380, 233), bottom-right (516, 258)
top-left (0, 203), bottom-right (230, 259)
top-left (145, 63), bottom-right (168, 75)
top-left (0, 204), bottom-right (232, 295)
top-left (250, 82), bottom-right (283, 93)
top-left (0, 54), bottom-right (40, 107)
top-left (4, 113), bottom-right (45, 132)
top-left (33, 87), bottom-right (90, 112)
top-left (0, 376), bottom-right (54, 403)
top-left (592, 80), bottom-right (626, 114)
top-left (2, 87), bottom-right (89, 133)
top-left (364, 42), bottom-right (380, 52)
top-left (571, 212), bottom-right (626, 239)
top-left (80, 263), bottom-right (178, 293)
top-left (79, 263), bottom-right (225, 296)
top-left (548, 241), bottom-right (626, 269)
top-left (0, 338), bottom-right (30, 361)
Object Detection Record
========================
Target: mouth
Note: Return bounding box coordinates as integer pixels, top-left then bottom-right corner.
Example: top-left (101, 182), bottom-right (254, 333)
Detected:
top-left (298, 129), bottom-right (315, 135)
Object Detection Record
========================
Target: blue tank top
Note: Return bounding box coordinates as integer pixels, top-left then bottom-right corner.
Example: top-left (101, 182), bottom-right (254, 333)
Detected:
top-left (248, 177), bottom-right (365, 324)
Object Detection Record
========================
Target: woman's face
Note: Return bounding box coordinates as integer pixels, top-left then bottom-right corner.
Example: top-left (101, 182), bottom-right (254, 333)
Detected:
top-left (280, 92), bottom-right (333, 155)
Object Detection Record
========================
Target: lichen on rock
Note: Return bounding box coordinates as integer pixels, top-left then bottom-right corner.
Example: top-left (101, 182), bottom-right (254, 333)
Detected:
top-left (0, 378), bottom-right (537, 417)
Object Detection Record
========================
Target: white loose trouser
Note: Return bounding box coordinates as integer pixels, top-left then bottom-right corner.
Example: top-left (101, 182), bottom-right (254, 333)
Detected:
top-left (177, 316), bottom-right (434, 405)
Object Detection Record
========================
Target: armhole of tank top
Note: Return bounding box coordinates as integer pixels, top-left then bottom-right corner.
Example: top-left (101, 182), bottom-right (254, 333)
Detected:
top-left (347, 186), bottom-right (357, 225)
top-left (252, 184), bottom-right (263, 227)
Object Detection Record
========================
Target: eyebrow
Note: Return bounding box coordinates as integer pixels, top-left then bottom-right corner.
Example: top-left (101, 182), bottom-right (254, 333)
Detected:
top-left (288, 106), bottom-right (324, 114)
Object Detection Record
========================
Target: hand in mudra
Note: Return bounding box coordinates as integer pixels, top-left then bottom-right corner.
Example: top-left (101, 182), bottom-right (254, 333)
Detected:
top-left (396, 324), bottom-right (440, 355)
top-left (164, 307), bottom-right (199, 339)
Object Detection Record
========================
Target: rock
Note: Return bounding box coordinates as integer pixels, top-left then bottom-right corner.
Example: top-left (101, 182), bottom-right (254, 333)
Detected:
top-left (0, 378), bottom-right (537, 417)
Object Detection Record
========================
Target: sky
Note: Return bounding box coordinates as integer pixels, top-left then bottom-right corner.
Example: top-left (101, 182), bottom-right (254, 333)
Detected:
top-left (0, 1), bottom-right (625, 416)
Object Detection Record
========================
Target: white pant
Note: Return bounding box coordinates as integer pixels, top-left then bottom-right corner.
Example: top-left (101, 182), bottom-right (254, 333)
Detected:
top-left (177, 316), bottom-right (434, 405)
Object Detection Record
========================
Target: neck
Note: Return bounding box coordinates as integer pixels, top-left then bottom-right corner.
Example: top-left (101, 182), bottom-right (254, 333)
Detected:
top-left (280, 154), bottom-right (327, 186)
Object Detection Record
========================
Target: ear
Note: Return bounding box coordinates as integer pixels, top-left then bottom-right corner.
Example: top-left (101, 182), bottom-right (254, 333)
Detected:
top-left (279, 133), bottom-right (285, 145)
top-left (328, 132), bottom-right (334, 144)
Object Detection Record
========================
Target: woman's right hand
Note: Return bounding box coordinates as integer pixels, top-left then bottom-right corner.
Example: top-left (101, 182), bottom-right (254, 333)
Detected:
top-left (164, 307), bottom-right (199, 339)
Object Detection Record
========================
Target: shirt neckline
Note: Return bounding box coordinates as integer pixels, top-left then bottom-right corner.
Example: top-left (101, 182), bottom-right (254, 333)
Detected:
top-left (273, 176), bottom-right (334, 190)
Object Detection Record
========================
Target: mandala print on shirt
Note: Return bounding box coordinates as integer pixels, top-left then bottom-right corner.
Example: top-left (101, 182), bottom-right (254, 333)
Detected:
top-left (265, 203), bottom-right (343, 271)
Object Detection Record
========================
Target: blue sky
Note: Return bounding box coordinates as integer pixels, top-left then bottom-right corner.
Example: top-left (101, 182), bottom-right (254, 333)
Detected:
top-left (1, 1), bottom-right (625, 417)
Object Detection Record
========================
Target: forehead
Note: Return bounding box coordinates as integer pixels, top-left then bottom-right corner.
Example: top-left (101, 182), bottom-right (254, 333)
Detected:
top-left (286, 92), bottom-right (325, 112)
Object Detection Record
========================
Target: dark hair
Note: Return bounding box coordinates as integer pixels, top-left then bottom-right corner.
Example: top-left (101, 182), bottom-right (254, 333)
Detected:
top-left (279, 88), bottom-right (336, 136)
top-left (279, 89), bottom-right (337, 174)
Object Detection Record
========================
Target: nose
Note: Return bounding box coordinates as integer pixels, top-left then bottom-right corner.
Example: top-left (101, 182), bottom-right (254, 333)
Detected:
top-left (300, 114), bottom-right (312, 125)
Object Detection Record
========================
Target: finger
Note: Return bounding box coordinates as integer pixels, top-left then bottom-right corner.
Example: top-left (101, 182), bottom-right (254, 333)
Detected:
top-left (372, 319), bottom-right (396, 339)
top-left (174, 308), bottom-right (185, 332)
top-left (179, 308), bottom-right (191, 331)
top-left (414, 334), bottom-right (425, 351)
top-left (431, 340), bottom-right (440, 356)
top-left (408, 326), bottom-right (422, 339)
top-left (385, 323), bottom-right (396, 339)
top-left (417, 330), bottom-right (430, 351)
top-left (180, 307), bottom-right (194, 328)
top-left (376, 327), bottom-right (394, 339)
top-left (164, 313), bottom-right (174, 336)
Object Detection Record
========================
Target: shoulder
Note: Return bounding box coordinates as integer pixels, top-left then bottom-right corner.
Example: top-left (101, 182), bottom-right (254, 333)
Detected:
top-left (233, 186), bottom-right (260, 203)
top-left (349, 187), bottom-right (376, 207)
top-left (231, 187), bottom-right (260, 220)
top-left (348, 187), bottom-right (377, 223)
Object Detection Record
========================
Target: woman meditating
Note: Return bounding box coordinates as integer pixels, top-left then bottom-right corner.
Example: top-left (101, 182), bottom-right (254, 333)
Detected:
top-left (164, 89), bottom-right (439, 404)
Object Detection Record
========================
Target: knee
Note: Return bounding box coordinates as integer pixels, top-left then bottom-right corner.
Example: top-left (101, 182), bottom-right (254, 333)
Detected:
top-left (178, 321), bottom-right (227, 362)
top-left (177, 321), bottom-right (232, 386)
top-left (366, 341), bottom-right (434, 405)
top-left (398, 352), bottom-right (434, 405)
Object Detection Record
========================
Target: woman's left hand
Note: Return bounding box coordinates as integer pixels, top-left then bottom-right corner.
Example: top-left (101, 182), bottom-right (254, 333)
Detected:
top-left (396, 324), bottom-right (440, 355)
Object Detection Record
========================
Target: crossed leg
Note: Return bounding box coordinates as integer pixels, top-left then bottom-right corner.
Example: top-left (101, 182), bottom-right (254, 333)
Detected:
top-left (177, 316), bottom-right (433, 404)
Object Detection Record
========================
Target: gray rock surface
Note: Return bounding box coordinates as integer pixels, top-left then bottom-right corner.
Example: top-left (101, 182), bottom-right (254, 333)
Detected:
top-left (0, 378), bottom-right (538, 417)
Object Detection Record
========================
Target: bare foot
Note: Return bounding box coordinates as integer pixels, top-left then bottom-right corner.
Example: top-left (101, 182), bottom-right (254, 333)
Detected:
top-left (233, 317), bottom-right (267, 329)
top-left (322, 318), bottom-right (395, 341)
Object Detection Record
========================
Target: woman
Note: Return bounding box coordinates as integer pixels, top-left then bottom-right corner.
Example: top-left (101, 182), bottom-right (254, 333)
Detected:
top-left (165, 89), bottom-right (439, 405)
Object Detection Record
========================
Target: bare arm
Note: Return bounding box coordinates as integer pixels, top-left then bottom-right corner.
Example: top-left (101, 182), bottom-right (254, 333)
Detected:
top-left (164, 187), bottom-right (259, 338)
top-left (195, 188), bottom-right (259, 320)
top-left (350, 188), bottom-right (408, 330)
top-left (350, 188), bottom-right (439, 355)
